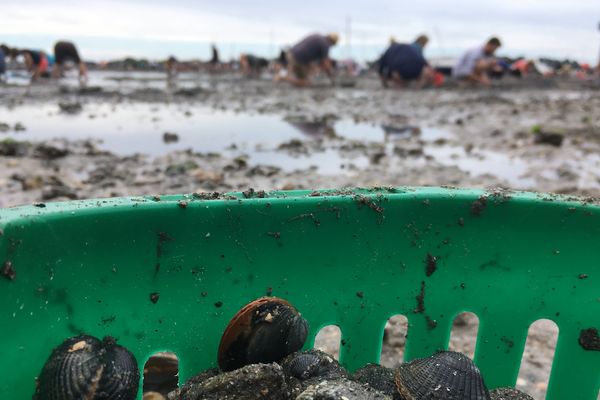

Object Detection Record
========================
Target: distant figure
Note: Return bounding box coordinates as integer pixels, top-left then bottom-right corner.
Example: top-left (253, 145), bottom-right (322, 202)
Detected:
top-left (378, 35), bottom-right (433, 88)
top-left (240, 53), bottom-right (269, 77)
top-left (209, 44), bottom-right (220, 72)
top-left (20, 49), bottom-right (49, 81)
top-left (165, 56), bottom-right (178, 77)
top-left (452, 37), bottom-right (502, 85)
top-left (282, 33), bottom-right (339, 87)
top-left (52, 41), bottom-right (88, 84)
top-left (0, 44), bottom-right (7, 81)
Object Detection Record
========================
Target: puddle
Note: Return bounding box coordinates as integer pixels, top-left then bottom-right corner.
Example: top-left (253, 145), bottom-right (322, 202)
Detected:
top-left (424, 146), bottom-right (535, 186)
top-left (4, 70), bottom-right (208, 92)
top-left (3, 101), bottom-right (597, 187)
top-left (0, 103), bottom-right (386, 175)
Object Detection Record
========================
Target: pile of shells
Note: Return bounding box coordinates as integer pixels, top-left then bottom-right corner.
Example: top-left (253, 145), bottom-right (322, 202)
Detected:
top-left (34, 297), bottom-right (535, 400)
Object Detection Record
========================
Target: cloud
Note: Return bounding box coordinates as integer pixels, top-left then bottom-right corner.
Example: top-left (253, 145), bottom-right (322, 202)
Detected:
top-left (1, 0), bottom-right (599, 62)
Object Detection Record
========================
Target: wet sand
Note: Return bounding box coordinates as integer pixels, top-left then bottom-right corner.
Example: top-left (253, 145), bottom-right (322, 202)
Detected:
top-left (1, 71), bottom-right (599, 399)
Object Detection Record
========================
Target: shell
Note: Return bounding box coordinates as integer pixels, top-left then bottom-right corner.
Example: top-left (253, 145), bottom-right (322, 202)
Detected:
top-left (489, 387), bottom-right (534, 400)
top-left (394, 351), bottom-right (490, 400)
top-left (217, 297), bottom-right (308, 371)
top-left (281, 349), bottom-right (347, 381)
top-left (34, 335), bottom-right (139, 400)
top-left (353, 364), bottom-right (401, 400)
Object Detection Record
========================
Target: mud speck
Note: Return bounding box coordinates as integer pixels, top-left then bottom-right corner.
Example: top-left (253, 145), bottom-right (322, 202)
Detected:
top-left (578, 328), bottom-right (600, 351)
top-left (33, 202), bottom-right (46, 208)
top-left (578, 273), bottom-right (588, 279)
top-left (178, 200), bottom-right (188, 208)
top-left (425, 315), bottom-right (437, 330)
top-left (458, 217), bottom-right (465, 227)
top-left (425, 253), bottom-right (437, 277)
top-left (356, 291), bottom-right (364, 298)
top-left (214, 301), bottom-right (223, 308)
top-left (471, 196), bottom-right (488, 216)
top-left (267, 231), bottom-right (281, 239)
top-left (413, 281), bottom-right (425, 314)
top-left (150, 292), bottom-right (160, 304)
top-left (1, 261), bottom-right (15, 281)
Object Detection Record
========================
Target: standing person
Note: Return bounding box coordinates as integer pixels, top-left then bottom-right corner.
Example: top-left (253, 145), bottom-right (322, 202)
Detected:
top-left (209, 44), bottom-right (220, 72)
top-left (52, 41), bottom-right (88, 84)
top-left (0, 44), bottom-right (7, 82)
top-left (281, 33), bottom-right (339, 87)
top-left (165, 56), bottom-right (178, 77)
top-left (452, 37), bottom-right (502, 85)
top-left (377, 35), bottom-right (434, 88)
top-left (20, 49), bottom-right (49, 81)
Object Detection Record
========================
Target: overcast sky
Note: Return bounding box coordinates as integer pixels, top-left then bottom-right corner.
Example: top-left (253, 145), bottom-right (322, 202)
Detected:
top-left (2, 0), bottom-right (599, 62)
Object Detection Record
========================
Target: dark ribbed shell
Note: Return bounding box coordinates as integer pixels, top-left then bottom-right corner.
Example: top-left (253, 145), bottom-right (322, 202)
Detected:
top-left (353, 364), bottom-right (401, 400)
top-left (34, 335), bottom-right (139, 400)
top-left (489, 387), bottom-right (534, 400)
top-left (281, 349), bottom-right (347, 381)
top-left (395, 351), bottom-right (490, 400)
top-left (217, 297), bottom-right (308, 371)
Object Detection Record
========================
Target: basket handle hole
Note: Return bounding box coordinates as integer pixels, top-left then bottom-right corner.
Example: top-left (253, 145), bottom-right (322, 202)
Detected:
top-left (381, 314), bottom-right (409, 367)
top-left (516, 319), bottom-right (558, 399)
top-left (449, 312), bottom-right (480, 359)
top-left (142, 351), bottom-right (179, 398)
top-left (313, 325), bottom-right (342, 360)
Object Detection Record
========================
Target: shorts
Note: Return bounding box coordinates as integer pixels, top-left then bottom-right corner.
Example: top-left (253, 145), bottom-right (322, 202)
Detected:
top-left (54, 42), bottom-right (81, 65)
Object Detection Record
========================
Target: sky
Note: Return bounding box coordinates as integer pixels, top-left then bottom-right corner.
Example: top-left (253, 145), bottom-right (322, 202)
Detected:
top-left (1, 0), bottom-right (599, 63)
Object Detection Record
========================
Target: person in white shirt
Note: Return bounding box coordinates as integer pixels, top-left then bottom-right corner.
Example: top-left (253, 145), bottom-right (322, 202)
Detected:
top-left (453, 37), bottom-right (502, 85)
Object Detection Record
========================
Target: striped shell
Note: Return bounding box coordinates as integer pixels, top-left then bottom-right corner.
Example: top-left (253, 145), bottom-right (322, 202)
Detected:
top-left (34, 335), bottom-right (139, 400)
top-left (353, 364), bottom-right (401, 400)
top-left (281, 349), bottom-right (347, 381)
top-left (395, 351), bottom-right (490, 400)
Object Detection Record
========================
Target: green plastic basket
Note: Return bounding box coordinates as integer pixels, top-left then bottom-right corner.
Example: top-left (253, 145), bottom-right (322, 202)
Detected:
top-left (1, 187), bottom-right (599, 400)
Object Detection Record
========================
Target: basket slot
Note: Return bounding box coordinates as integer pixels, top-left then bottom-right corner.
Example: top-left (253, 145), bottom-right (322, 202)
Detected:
top-left (313, 324), bottom-right (342, 360)
top-left (381, 314), bottom-right (409, 366)
top-left (448, 312), bottom-right (480, 358)
top-left (516, 319), bottom-right (558, 399)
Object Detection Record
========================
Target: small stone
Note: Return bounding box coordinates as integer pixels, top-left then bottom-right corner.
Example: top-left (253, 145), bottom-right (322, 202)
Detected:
top-left (178, 363), bottom-right (288, 400)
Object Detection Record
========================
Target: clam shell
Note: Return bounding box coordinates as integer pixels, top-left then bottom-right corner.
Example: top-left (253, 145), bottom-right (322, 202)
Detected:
top-left (282, 349), bottom-right (347, 380)
top-left (395, 351), bottom-right (490, 400)
top-left (353, 364), bottom-right (401, 400)
top-left (34, 335), bottom-right (139, 400)
top-left (217, 297), bottom-right (308, 371)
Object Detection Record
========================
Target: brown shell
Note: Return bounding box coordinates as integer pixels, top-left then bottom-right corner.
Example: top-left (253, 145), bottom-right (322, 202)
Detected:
top-left (395, 351), bottom-right (490, 400)
top-left (217, 297), bottom-right (308, 371)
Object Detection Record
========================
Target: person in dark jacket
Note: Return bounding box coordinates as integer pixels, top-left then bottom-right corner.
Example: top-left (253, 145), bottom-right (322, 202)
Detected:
top-left (281, 32), bottom-right (339, 87)
top-left (52, 41), bottom-right (88, 84)
top-left (378, 35), bottom-right (433, 88)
